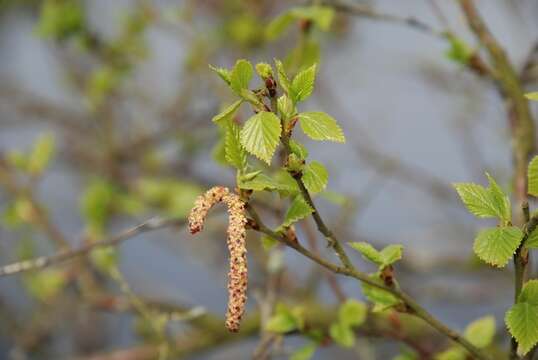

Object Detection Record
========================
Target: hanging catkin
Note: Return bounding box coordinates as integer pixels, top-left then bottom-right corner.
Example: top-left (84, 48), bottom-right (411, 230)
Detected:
top-left (188, 186), bottom-right (248, 332)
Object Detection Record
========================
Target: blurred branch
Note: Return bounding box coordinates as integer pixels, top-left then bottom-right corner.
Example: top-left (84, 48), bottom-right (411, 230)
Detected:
top-left (0, 217), bottom-right (185, 277)
top-left (322, 0), bottom-right (446, 39)
top-left (457, 1), bottom-right (536, 358)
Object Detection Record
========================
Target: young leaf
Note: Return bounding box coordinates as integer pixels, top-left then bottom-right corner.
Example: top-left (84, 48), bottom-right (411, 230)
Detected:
top-left (298, 112), bottom-right (345, 143)
top-left (290, 342), bottom-right (317, 360)
top-left (289, 139), bottom-right (308, 159)
top-left (238, 172), bottom-right (278, 191)
top-left (266, 312), bottom-right (298, 333)
top-left (266, 304), bottom-right (304, 333)
top-left (275, 59), bottom-right (291, 95)
top-left (484, 173), bottom-right (511, 222)
top-left (435, 347), bottom-right (466, 360)
top-left (464, 315), bottom-right (496, 349)
top-left (528, 156), bottom-right (538, 197)
top-left (379, 245), bottom-right (403, 266)
top-left (212, 100), bottom-right (242, 126)
top-left (302, 161), bottom-right (328, 194)
top-left (506, 280), bottom-right (538, 356)
top-left (349, 242), bottom-right (384, 265)
top-left (338, 299), bottom-right (367, 328)
top-left (277, 94), bottom-right (295, 120)
top-left (27, 133), bottom-right (55, 176)
top-left (453, 176), bottom-right (511, 222)
top-left (349, 242), bottom-right (403, 268)
top-left (290, 5), bottom-right (334, 31)
top-left (525, 92), bottom-right (538, 101)
top-left (209, 64), bottom-right (231, 85)
top-left (525, 229), bottom-right (538, 249)
top-left (240, 111), bottom-right (282, 164)
top-left (329, 322), bottom-right (355, 348)
top-left (265, 11), bottom-right (294, 41)
top-left (290, 63), bottom-right (316, 103)
top-left (224, 122), bottom-right (247, 170)
top-left (362, 274), bottom-right (401, 311)
top-left (473, 227), bottom-right (523, 267)
top-left (281, 195), bottom-right (314, 228)
top-left (230, 59), bottom-right (253, 95)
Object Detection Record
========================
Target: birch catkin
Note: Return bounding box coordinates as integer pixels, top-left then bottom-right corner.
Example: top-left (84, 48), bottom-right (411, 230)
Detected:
top-left (188, 186), bottom-right (248, 332)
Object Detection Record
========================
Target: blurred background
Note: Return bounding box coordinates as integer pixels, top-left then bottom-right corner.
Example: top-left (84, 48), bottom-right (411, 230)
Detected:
top-left (0, 0), bottom-right (537, 359)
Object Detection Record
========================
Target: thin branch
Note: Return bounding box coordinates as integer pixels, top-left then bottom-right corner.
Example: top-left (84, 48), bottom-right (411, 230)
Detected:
top-left (0, 217), bottom-right (185, 277)
top-left (246, 205), bottom-right (489, 360)
top-left (457, 2), bottom-right (536, 358)
top-left (323, 0), bottom-right (446, 39)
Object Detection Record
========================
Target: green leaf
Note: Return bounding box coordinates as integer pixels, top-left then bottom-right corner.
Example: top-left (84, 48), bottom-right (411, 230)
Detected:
top-left (274, 170), bottom-right (300, 195)
top-left (290, 63), bottom-right (316, 103)
top-left (36, 0), bottom-right (84, 40)
top-left (261, 235), bottom-right (279, 251)
top-left (281, 195), bottom-right (314, 228)
top-left (230, 59), bottom-right (253, 95)
top-left (329, 322), bottom-right (355, 348)
top-left (265, 12), bottom-right (294, 41)
top-left (266, 304), bottom-right (304, 333)
top-left (255, 62), bottom-right (273, 79)
top-left (506, 280), bottom-right (538, 356)
top-left (240, 111), bottom-right (282, 164)
top-left (212, 100), bottom-right (242, 126)
top-left (454, 174), bottom-right (511, 222)
top-left (484, 173), bottom-right (511, 222)
top-left (90, 246), bottom-right (118, 274)
top-left (209, 64), bottom-right (231, 85)
top-left (224, 121), bottom-right (247, 170)
top-left (464, 315), bottom-right (496, 349)
top-left (445, 34), bottom-right (473, 65)
top-left (434, 348), bottom-right (466, 360)
top-left (24, 269), bottom-right (66, 302)
top-left (362, 275), bottom-right (401, 311)
top-left (379, 245), bottom-right (403, 266)
top-left (298, 112), bottom-right (345, 143)
top-left (290, 342), bottom-right (317, 360)
top-left (238, 172), bottom-right (278, 191)
top-left (275, 59), bottom-right (291, 95)
top-left (528, 156), bottom-right (538, 196)
top-left (525, 229), bottom-right (538, 249)
top-left (349, 242), bottom-right (384, 265)
top-left (266, 312), bottom-right (297, 333)
top-left (290, 5), bottom-right (334, 31)
top-left (302, 161), bottom-right (328, 194)
top-left (349, 242), bottom-right (403, 268)
top-left (27, 133), bottom-right (55, 176)
top-left (518, 280), bottom-right (538, 304)
top-left (277, 94), bottom-right (295, 121)
top-left (473, 227), bottom-right (523, 267)
top-left (525, 92), bottom-right (538, 101)
top-left (289, 139), bottom-right (308, 159)
top-left (338, 299), bottom-right (367, 327)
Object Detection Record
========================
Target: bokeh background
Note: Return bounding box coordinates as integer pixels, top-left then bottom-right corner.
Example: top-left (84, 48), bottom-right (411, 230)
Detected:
top-left (0, 0), bottom-right (537, 359)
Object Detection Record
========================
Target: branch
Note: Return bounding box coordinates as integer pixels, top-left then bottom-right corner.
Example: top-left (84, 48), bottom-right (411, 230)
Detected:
top-left (322, 0), bottom-right (446, 39)
top-left (246, 205), bottom-right (490, 360)
top-left (457, 2), bottom-right (536, 358)
top-left (0, 217), bottom-right (185, 277)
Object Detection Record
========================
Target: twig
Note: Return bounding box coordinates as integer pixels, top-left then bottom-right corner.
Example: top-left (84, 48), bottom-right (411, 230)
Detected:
top-left (457, 2), bottom-right (536, 358)
top-left (0, 217), bottom-right (184, 277)
top-left (246, 205), bottom-right (489, 360)
top-left (323, 0), bottom-right (446, 39)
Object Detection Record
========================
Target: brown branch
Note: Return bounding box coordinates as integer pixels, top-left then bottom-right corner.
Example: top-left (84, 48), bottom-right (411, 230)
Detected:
top-left (0, 217), bottom-right (185, 277)
top-left (457, 1), bottom-right (536, 358)
top-left (246, 205), bottom-right (490, 360)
